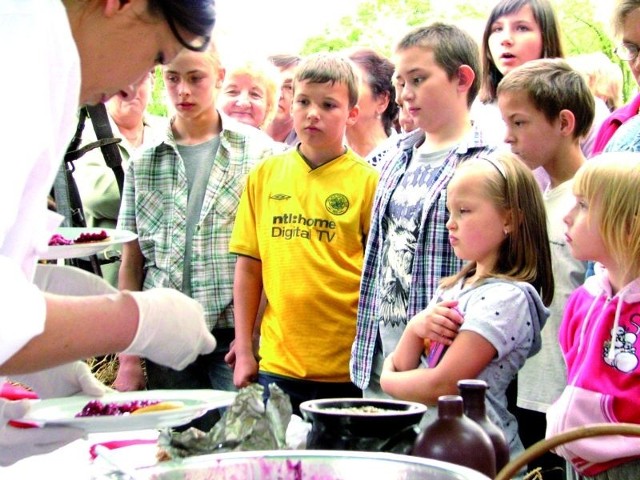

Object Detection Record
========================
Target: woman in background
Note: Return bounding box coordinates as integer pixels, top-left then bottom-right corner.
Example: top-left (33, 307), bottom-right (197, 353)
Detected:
top-left (218, 58), bottom-right (280, 130)
top-left (567, 52), bottom-right (623, 113)
top-left (592, 0), bottom-right (640, 156)
top-left (74, 71), bottom-right (166, 286)
top-left (265, 54), bottom-right (301, 145)
top-left (345, 47), bottom-right (398, 168)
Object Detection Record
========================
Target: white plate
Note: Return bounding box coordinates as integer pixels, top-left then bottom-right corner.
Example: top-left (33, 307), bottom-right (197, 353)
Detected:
top-left (21, 389), bottom-right (236, 433)
top-left (40, 227), bottom-right (138, 260)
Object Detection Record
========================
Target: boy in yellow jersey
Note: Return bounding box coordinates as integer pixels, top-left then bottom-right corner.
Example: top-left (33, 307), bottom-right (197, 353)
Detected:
top-left (229, 53), bottom-right (379, 414)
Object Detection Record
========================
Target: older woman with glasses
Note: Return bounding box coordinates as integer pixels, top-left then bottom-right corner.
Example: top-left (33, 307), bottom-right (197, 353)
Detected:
top-left (591, 0), bottom-right (640, 155)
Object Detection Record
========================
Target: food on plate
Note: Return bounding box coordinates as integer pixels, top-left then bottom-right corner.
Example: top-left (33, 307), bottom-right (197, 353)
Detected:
top-left (48, 229), bottom-right (111, 247)
top-left (131, 401), bottom-right (185, 415)
top-left (74, 229), bottom-right (110, 243)
top-left (48, 233), bottom-right (74, 246)
top-left (76, 399), bottom-right (163, 417)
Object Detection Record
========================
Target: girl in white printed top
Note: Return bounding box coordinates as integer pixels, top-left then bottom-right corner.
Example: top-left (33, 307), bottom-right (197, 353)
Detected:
top-left (381, 152), bottom-right (553, 466)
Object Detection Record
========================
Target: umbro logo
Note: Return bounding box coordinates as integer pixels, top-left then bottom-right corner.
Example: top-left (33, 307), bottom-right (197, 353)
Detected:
top-left (269, 193), bottom-right (291, 200)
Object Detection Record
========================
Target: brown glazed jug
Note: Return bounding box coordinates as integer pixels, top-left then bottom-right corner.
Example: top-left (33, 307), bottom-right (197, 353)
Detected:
top-left (411, 395), bottom-right (496, 478)
top-left (458, 379), bottom-right (510, 472)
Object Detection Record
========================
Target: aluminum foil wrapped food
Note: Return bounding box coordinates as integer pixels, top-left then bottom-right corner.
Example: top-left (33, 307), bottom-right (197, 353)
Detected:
top-left (157, 383), bottom-right (292, 460)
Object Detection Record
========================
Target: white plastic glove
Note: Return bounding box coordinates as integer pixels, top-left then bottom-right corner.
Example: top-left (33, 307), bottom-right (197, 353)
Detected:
top-left (0, 398), bottom-right (85, 466)
top-left (122, 288), bottom-right (216, 370)
top-left (33, 264), bottom-right (118, 296)
top-left (12, 361), bottom-right (111, 399)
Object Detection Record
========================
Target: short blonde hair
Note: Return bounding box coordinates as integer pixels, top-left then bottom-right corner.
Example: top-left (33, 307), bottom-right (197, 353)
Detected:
top-left (222, 58), bottom-right (280, 128)
top-left (573, 152), bottom-right (640, 280)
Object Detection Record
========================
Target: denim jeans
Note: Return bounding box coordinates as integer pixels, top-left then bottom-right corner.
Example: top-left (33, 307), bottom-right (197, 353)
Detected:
top-left (258, 372), bottom-right (361, 416)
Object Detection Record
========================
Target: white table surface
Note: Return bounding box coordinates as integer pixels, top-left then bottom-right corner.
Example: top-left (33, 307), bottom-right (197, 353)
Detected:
top-left (0, 414), bottom-right (311, 478)
top-left (0, 429), bottom-right (159, 479)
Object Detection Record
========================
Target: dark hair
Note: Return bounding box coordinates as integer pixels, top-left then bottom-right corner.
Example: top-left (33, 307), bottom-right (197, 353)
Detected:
top-left (347, 47), bottom-right (399, 136)
top-left (147, 0), bottom-right (216, 52)
top-left (268, 54), bottom-right (302, 70)
top-left (396, 23), bottom-right (481, 108)
top-left (498, 58), bottom-right (595, 140)
top-left (479, 0), bottom-right (564, 103)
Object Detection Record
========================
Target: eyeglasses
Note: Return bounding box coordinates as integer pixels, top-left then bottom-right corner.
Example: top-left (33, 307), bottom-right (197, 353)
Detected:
top-left (615, 43), bottom-right (640, 62)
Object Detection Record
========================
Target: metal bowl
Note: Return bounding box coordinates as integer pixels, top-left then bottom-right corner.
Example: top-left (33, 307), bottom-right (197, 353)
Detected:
top-left (139, 450), bottom-right (492, 479)
top-left (299, 397), bottom-right (427, 452)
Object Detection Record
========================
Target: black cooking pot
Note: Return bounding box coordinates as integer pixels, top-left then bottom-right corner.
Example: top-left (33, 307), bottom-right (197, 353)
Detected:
top-left (300, 398), bottom-right (427, 454)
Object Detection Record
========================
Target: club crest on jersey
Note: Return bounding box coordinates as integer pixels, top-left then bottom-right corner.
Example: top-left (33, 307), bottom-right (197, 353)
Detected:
top-left (325, 193), bottom-right (349, 215)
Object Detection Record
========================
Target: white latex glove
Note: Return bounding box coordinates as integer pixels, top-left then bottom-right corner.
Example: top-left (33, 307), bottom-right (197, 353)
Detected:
top-left (12, 361), bottom-right (111, 399)
top-left (122, 288), bottom-right (216, 370)
top-left (0, 398), bottom-right (85, 466)
top-left (33, 264), bottom-right (118, 296)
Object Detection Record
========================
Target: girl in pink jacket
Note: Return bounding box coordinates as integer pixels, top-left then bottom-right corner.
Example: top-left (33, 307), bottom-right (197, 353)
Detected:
top-left (546, 152), bottom-right (640, 478)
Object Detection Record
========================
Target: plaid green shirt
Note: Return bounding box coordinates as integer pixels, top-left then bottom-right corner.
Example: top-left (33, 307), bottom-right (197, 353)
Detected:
top-left (118, 116), bottom-right (284, 330)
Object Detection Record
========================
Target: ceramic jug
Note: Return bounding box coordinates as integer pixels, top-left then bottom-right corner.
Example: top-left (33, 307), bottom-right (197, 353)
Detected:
top-left (411, 395), bottom-right (496, 478)
top-left (458, 379), bottom-right (510, 472)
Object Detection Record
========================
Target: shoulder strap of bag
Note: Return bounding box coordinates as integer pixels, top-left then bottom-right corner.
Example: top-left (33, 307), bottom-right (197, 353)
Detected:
top-left (84, 103), bottom-right (125, 195)
top-left (51, 108), bottom-right (103, 276)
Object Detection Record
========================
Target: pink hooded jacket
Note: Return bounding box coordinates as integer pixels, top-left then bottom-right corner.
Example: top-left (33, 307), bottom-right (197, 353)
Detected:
top-left (546, 266), bottom-right (640, 475)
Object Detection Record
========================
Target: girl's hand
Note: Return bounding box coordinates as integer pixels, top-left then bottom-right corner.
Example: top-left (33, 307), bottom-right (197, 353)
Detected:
top-left (408, 300), bottom-right (463, 346)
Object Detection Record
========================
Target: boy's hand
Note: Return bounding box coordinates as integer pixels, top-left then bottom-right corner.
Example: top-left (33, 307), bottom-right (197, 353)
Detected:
top-left (232, 352), bottom-right (258, 388)
top-left (224, 341), bottom-right (236, 369)
top-left (225, 335), bottom-right (261, 369)
top-left (112, 355), bottom-right (146, 392)
top-left (408, 300), bottom-right (463, 346)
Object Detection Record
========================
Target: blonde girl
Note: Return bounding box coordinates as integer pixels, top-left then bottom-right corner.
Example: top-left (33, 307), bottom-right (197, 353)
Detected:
top-left (546, 153), bottom-right (640, 479)
top-left (381, 152), bottom-right (553, 463)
